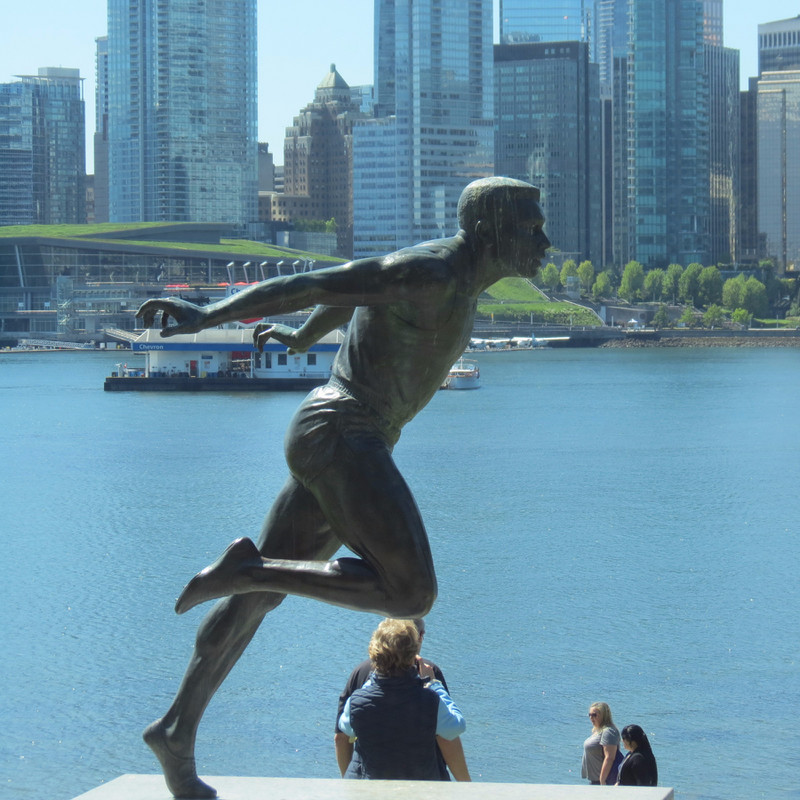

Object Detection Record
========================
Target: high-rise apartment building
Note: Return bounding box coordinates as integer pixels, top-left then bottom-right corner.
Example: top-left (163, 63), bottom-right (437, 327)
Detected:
top-left (0, 68), bottom-right (86, 226)
top-left (499, 0), bottom-right (595, 50)
top-left (626, 0), bottom-right (710, 268)
top-left (494, 41), bottom-right (602, 264)
top-left (596, 0), bottom-right (629, 93)
top-left (94, 36), bottom-right (110, 223)
top-left (107, 0), bottom-right (257, 228)
top-left (757, 70), bottom-right (800, 272)
top-left (353, 0), bottom-right (494, 258)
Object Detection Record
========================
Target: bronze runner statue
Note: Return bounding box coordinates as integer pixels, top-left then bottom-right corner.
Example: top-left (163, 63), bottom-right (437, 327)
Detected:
top-left (136, 177), bottom-right (550, 798)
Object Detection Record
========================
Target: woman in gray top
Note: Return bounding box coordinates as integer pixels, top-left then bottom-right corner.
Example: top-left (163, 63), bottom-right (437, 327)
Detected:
top-left (581, 702), bottom-right (621, 785)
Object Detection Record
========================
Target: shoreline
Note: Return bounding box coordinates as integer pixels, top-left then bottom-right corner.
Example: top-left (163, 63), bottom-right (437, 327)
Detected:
top-left (601, 334), bottom-right (800, 348)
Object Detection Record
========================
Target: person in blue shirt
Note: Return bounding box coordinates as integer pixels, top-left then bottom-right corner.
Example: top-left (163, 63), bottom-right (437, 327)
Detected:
top-left (334, 617), bottom-right (470, 780)
top-left (337, 618), bottom-right (466, 780)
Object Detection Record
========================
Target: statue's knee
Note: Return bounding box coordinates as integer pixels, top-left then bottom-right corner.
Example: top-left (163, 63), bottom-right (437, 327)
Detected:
top-left (385, 580), bottom-right (436, 618)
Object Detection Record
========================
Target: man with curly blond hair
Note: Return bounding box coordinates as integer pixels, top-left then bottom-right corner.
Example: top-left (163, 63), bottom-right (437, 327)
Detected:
top-left (337, 619), bottom-right (466, 780)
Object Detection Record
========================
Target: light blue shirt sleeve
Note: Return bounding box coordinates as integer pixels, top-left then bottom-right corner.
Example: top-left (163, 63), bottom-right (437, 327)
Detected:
top-left (338, 696), bottom-right (354, 736)
top-left (338, 674), bottom-right (374, 737)
top-left (427, 680), bottom-right (466, 740)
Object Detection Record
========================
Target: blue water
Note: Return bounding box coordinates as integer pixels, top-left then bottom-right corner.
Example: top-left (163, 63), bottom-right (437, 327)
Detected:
top-left (1, 348), bottom-right (798, 800)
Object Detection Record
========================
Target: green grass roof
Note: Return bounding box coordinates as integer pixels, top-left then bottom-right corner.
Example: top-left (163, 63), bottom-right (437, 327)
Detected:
top-left (0, 222), bottom-right (342, 262)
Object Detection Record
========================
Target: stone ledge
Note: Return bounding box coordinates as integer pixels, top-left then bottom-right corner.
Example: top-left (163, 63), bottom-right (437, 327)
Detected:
top-left (73, 775), bottom-right (674, 800)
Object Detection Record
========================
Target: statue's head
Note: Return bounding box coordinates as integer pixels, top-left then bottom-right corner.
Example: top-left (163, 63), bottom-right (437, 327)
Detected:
top-left (458, 177), bottom-right (550, 278)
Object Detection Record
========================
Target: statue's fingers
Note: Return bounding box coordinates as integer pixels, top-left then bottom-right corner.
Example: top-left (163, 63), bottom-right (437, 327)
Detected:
top-left (252, 324), bottom-right (267, 347)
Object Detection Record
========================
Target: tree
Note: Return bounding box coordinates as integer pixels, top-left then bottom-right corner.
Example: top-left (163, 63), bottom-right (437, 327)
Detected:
top-left (699, 266), bottom-right (723, 307)
top-left (722, 274), bottom-right (746, 310)
top-left (679, 262), bottom-right (703, 306)
top-left (678, 307), bottom-right (697, 328)
top-left (731, 308), bottom-right (751, 328)
top-left (560, 259), bottom-right (578, 289)
top-left (644, 268), bottom-right (665, 302)
top-left (702, 304), bottom-right (725, 328)
top-left (592, 271), bottom-right (612, 301)
top-left (577, 260), bottom-right (595, 294)
top-left (540, 262), bottom-right (561, 293)
top-left (741, 276), bottom-right (769, 317)
top-left (664, 263), bottom-right (683, 304)
top-left (293, 217), bottom-right (337, 233)
top-left (652, 304), bottom-right (670, 329)
top-left (619, 261), bottom-right (645, 301)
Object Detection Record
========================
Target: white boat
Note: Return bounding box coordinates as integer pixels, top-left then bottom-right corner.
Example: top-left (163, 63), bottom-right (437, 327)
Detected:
top-left (440, 358), bottom-right (481, 390)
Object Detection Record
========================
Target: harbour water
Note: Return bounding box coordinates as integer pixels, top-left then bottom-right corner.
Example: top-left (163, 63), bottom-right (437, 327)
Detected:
top-left (1, 347), bottom-right (798, 800)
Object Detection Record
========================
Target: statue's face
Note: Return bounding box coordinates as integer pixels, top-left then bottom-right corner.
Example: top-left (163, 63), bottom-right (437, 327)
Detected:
top-left (497, 196), bottom-right (550, 278)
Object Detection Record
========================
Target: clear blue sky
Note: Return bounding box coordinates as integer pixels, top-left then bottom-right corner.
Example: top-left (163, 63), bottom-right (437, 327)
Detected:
top-left (2, 0), bottom-right (798, 172)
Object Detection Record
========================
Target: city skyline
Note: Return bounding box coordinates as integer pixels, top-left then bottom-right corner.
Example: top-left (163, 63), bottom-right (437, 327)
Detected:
top-left (1, 0), bottom-right (799, 175)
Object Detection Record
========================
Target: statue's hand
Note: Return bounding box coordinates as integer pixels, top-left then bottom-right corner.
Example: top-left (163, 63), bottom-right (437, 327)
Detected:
top-left (136, 298), bottom-right (207, 336)
top-left (253, 323), bottom-right (307, 353)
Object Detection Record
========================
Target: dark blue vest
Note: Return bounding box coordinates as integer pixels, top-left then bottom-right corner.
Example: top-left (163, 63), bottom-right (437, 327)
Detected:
top-left (344, 668), bottom-right (446, 780)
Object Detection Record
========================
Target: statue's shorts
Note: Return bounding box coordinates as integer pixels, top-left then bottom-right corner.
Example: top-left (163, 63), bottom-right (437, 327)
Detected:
top-left (285, 377), bottom-right (401, 487)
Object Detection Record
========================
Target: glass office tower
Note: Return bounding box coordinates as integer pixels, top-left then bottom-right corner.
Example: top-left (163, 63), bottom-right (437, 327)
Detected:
top-left (494, 41), bottom-right (602, 264)
top-left (757, 71), bottom-right (800, 272)
top-left (758, 16), bottom-right (800, 74)
top-left (354, 0), bottom-right (493, 256)
top-left (107, 0), bottom-right (257, 228)
top-left (499, 0), bottom-right (594, 50)
top-left (627, 0), bottom-right (709, 267)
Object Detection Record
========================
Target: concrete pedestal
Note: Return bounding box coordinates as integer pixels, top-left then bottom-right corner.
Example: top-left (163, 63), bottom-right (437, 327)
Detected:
top-left (73, 775), bottom-right (674, 800)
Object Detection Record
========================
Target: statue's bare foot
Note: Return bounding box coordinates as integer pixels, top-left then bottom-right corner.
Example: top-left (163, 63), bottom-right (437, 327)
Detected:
top-left (143, 719), bottom-right (216, 799)
top-left (175, 537), bottom-right (261, 615)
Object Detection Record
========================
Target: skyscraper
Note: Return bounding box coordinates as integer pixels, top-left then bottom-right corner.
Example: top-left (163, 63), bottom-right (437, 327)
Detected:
top-left (753, 17), bottom-right (800, 273)
top-left (494, 41), bottom-right (602, 264)
top-left (283, 65), bottom-right (363, 257)
top-left (757, 70), bottom-right (800, 272)
top-left (626, 0), bottom-right (710, 267)
top-left (0, 68), bottom-right (86, 226)
top-left (499, 0), bottom-right (595, 49)
top-left (94, 36), bottom-right (110, 223)
top-left (353, 0), bottom-right (494, 257)
top-left (107, 0), bottom-right (257, 228)
top-left (758, 16), bottom-right (800, 74)
top-left (596, 0), bottom-right (629, 92)
top-left (706, 44), bottom-right (740, 265)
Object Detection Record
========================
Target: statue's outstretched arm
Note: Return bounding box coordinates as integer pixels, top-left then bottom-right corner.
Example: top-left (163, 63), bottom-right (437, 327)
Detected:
top-left (136, 252), bottom-right (446, 337)
top-left (253, 305), bottom-right (354, 353)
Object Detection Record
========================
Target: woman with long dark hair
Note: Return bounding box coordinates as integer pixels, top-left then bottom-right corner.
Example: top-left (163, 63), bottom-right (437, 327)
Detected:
top-left (618, 724), bottom-right (658, 786)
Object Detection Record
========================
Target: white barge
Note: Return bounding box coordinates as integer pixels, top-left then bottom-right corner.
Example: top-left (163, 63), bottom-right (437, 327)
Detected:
top-left (104, 327), bottom-right (344, 392)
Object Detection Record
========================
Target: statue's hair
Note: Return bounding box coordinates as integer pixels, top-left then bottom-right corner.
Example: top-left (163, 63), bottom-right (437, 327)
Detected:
top-left (457, 177), bottom-right (540, 234)
top-left (368, 618), bottom-right (420, 676)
